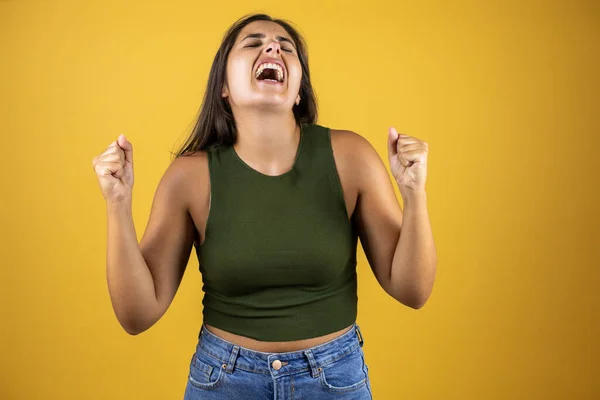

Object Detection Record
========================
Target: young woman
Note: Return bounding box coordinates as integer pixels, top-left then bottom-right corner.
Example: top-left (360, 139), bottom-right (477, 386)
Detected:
top-left (92, 13), bottom-right (436, 400)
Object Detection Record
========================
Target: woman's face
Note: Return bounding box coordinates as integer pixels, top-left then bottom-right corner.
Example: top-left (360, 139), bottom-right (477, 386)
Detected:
top-left (223, 20), bottom-right (302, 112)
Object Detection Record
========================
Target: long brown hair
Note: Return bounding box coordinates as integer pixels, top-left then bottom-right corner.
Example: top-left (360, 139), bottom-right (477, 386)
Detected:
top-left (172, 14), bottom-right (318, 158)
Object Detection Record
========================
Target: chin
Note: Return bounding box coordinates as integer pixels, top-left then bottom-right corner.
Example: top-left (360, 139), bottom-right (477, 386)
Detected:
top-left (246, 93), bottom-right (292, 109)
top-left (253, 102), bottom-right (293, 112)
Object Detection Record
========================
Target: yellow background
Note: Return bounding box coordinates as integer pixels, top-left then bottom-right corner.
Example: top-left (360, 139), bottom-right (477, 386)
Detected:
top-left (1, 0), bottom-right (598, 398)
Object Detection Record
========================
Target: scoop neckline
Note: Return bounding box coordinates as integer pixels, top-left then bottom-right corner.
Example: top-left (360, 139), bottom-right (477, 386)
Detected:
top-left (231, 125), bottom-right (305, 178)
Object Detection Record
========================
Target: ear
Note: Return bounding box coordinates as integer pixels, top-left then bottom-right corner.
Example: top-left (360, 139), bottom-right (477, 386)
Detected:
top-left (222, 83), bottom-right (229, 98)
top-left (295, 94), bottom-right (300, 105)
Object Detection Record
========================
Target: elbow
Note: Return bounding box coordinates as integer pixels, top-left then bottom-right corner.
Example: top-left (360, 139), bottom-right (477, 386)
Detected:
top-left (406, 296), bottom-right (429, 309)
top-left (399, 293), bottom-right (430, 310)
top-left (115, 312), bottom-right (154, 336)
top-left (408, 285), bottom-right (434, 309)
top-left (123, 324), bottom-right (144, 336)
top-left (390, 285), bottom-right (433, 310)
top-left (394, 265), bottom-right (437, 309)
top-left (119, 318), bottom-right (146, 336)
top-left (122, 320), bottom-right (153, 336)
top-left (112, 302), bottom-right (162, 336)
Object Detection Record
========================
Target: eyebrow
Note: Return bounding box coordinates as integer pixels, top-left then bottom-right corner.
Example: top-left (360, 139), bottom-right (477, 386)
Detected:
top-left (240, 33), bottom-right (296, 48)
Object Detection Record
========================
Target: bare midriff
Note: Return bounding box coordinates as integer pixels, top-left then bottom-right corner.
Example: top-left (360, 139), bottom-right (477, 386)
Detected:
top-left (204, 324), bottom-right (354, 353)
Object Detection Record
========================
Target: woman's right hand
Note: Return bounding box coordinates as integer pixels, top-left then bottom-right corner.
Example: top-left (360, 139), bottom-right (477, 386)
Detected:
top-left (92, 134), bottom-right (134, 204)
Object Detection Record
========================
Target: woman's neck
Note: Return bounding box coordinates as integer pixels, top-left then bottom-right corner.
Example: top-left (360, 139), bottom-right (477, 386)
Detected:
top-left (232, 110), bottom-right (300, 175)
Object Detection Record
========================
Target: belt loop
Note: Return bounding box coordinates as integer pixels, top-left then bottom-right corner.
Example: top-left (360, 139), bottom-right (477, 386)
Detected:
top-left (355, 324), bottom-right (364, 347)
top-left (225, 345), bottom-right (240, 374)
top-left (304, 349), bottom-right (321, 378)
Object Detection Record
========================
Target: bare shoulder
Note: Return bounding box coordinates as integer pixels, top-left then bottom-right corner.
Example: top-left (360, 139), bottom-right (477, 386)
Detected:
top-left (158, 151), bottom-right (210, 206)
top-left (168, 150), bottom-right (209, 170)
top-left (329, 128), bottom-right (384, 180)
top-left (330, 128), bottom-right (369, 147)
top-left (165, 151), bottom-right (211, 245)
top-left (166, 151), bottom-right (209, 180)
top-left (330, 128), bottom-right (379, 157)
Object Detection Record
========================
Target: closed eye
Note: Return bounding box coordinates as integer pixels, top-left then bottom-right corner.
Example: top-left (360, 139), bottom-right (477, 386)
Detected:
top-left (244, 41), bottom-right (294, 53)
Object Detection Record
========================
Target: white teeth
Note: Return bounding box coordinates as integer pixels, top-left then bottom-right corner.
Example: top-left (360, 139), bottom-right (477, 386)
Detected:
top-left (255, 62), bottom-right (284, 82)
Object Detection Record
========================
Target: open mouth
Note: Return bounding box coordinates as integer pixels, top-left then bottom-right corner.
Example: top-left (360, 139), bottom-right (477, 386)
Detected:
top-left (255, 62), bottom-right (284, 83)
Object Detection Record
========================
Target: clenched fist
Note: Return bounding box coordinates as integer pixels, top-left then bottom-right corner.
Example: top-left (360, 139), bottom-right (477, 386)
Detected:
top-left (387, 127), bottom-right (428, 200)
top-left (92, 134), bottom-right (134, 203)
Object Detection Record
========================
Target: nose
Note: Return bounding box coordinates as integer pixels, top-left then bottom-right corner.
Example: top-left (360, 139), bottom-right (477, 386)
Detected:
top-left (264, 40), bottom-right (281, 56)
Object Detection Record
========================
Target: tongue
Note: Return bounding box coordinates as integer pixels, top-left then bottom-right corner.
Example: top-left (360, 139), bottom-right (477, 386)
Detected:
top-left (258, 68), bottom-right (279, 82)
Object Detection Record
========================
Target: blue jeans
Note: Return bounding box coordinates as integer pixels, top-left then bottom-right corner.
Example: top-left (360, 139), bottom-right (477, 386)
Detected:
top-left (183, 322), bottom-right (373, 399)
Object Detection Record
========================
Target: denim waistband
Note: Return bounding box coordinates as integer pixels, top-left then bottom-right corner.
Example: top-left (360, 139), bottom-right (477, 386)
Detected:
top-left (196, 322), bottom-right (365, 378)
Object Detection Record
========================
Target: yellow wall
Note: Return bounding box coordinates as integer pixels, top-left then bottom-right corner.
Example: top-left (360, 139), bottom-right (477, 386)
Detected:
top-left (1, 0), bottom-right (598, 398)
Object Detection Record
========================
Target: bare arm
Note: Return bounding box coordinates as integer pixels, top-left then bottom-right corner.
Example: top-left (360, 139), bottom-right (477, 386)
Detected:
top-left (105, 157), bottom-right (197, 335)
top-left (338, 130), bottom-right (436, 308)
top-left (388, 190), bottom-right (436, 309)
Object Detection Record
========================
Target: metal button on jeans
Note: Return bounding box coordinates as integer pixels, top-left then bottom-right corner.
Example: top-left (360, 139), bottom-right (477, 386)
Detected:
top-left (272, 360), bottom-right (282, 370)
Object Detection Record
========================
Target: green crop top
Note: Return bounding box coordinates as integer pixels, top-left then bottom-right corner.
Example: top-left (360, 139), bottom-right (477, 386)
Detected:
top-left (195, 123), bottom-right (359, 341)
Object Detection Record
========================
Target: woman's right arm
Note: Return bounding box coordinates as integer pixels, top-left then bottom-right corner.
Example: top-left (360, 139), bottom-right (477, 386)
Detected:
top-left (93, 135), bottom-right (197, 335)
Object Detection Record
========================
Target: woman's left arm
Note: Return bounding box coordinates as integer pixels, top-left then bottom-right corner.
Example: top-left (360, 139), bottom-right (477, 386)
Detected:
top-left (352, 127), bottom-right (437, 309)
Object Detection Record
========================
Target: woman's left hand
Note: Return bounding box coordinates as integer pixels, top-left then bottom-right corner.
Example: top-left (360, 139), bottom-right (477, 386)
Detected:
top-left (386, 127), bottom-right (429, 199)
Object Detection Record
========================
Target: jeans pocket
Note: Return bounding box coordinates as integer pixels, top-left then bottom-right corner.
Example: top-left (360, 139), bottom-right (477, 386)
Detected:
top-left (188, 349), bottom-right (226, 390)
top-left (319, 347), bottom-right (368, 393)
